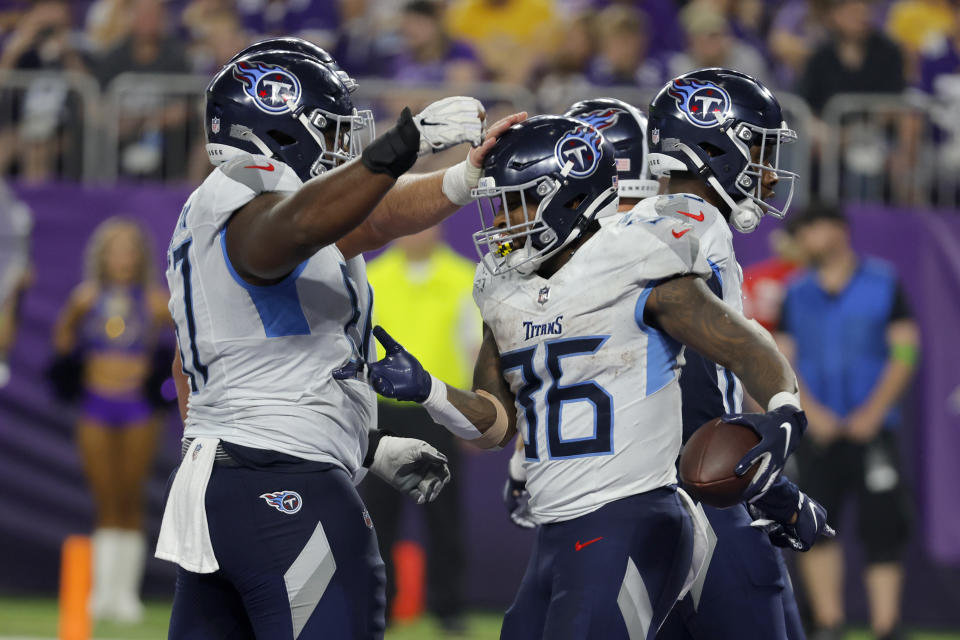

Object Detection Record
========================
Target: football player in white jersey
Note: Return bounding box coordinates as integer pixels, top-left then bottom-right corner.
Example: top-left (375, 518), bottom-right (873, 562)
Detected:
top-left (352, 114), bottom-right (810, 639)
top-left (157, 39), bottom-right (524, 639)
top-left (501, 97), bottom-right (658, 527)
top-left (636, 69), bottom-right (834, 640)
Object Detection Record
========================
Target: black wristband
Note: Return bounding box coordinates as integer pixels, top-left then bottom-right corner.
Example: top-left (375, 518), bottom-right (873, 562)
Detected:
top-left (361, 107), bottom-right (420, 179)
top-left (363, 429), bottom-right (398, 468)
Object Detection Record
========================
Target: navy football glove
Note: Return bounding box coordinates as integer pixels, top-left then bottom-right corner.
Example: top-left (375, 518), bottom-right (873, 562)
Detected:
top-left (341, 326), bottom-right (433, 402)
top-left (748, 476), bottom-right (835, 552)
top-left (723, 405), bottom-right (807, 502)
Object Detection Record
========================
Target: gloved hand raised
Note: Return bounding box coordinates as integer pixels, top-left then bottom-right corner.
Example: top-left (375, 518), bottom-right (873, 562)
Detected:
top-left (362, 326), bottom-right (433, 403)
top-left (414, 97), bottom-right (485, 156)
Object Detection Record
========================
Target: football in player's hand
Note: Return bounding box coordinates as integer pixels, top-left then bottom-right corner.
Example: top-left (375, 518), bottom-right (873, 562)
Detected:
top-left (679, 418), bottom-right (760, 508)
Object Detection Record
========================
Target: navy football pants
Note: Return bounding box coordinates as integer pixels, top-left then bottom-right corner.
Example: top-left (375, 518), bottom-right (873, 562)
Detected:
top-left (501, 487), bottom-right (694, 640)
top-left (167, 449), bottom-right (386, 640)
top-left (657, 504), bottom-right (804, 640)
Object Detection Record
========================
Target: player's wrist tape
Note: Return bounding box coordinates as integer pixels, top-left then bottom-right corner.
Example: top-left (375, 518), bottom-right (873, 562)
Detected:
top-left (473, 389), bottom-right (509, 449)
top-left (361, 107), bottom-right (420, 179)
top-left (442, 157), bottom-right (482, 206)
top-left (767, 391), bottom-right (801, 413)
top-left (422, 375), bottom-right (508, 449)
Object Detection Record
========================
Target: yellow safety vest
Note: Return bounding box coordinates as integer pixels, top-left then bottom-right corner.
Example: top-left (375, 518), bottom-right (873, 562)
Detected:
top-left (366, 246), bottom-right (479, 391)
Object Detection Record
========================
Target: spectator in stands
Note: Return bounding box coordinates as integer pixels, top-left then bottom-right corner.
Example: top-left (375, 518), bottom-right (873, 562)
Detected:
top-left (391, 1), bottom-right (483, 85)
top-left (741, 226), bottom-right (806, 333)
top-left (85, 0), bottom-right (132, 54)
top-left (535, 10), bottom-right (596, 107)
top-left (446, 0), bottom-right (561, 85)
top-left (0, 181), bottom-right (32, 389)
top-left (589, 0), bottom-right (685, 59)
top-left (768, 0), bottom-right (830, 87)
top-left (185, 9), bottom-right (251, 74)
top-left (886, 0), bottom-right (955, 83)
top-left (586, 5), bottom-right (664, 90)
top-left (333, 0), bottom-right (395, 78)
top-left (93, 0), bottom-right (190, 179)
top-left (0, 0), bottom-right (89, 182)
top-left (796, 0), bottom-right (905, 115)
top-left (51, 218), bottom-right (173, 624)
top-left (668, 1), bottom-right (769, 85)
top-left (915, 3), bottom-right (960, 175)
top-left (362, 226), bottom-right (480, 636)
top-left (233, 0), bottom-right (340, 46)
top-left (777, 204), bottom-right (917, 640)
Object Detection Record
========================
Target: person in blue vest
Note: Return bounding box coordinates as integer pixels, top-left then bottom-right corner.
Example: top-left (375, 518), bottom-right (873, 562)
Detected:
top-left (778, 203), bottom-right (918, 640)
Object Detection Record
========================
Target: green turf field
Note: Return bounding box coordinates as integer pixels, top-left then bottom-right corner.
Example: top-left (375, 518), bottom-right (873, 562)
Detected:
top-left (0, 599), bottom-right (956, 639)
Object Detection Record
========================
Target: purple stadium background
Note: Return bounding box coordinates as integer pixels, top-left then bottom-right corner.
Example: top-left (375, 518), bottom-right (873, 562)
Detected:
top-left (1, 183), bottom-right (959, 626)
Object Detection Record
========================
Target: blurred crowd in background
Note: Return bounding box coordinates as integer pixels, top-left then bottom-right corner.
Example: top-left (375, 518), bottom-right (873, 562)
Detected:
top-left (0, 0), bottom-right (958, 206)
top-left (0, 1), bottom-right (959, 637)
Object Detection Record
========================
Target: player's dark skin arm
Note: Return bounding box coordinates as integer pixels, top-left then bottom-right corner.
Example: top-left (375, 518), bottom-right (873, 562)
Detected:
top-left (225, 160), bottom-right (396, 284)
top-left (172, 346), bottom-right (190, 425)
top-left (646, 275), bottom-right (798, 408)
top-left (442, 323), bottom-right (518, 447)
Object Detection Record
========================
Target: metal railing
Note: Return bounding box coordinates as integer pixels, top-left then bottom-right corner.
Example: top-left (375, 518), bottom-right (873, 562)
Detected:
top-left (820, 92), bottom-right (957, 208)
top-left (0, 70), bottom-right (101, 183)
top-left (2, 69), bottom-right (957, 210)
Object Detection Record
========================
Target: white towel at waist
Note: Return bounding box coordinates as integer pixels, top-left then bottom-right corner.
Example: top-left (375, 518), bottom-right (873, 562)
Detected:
top-left (155, 437), bottom-right (220, 573)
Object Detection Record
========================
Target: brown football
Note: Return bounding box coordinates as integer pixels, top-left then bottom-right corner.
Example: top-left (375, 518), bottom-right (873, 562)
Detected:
top-left (679, 417), bottom-right (760, 508)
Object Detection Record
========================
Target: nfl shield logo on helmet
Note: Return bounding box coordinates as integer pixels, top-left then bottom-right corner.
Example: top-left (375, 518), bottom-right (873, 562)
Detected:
top-left (233, 61), bottom-right (302, 115)
top-left (260, 491), bottom-right (303, 514)
top-left (651, 128), bottom-right (660, 144)
top-left (362, 509), bottom-right (373, 529)
top-left (538, 286), bottom-right (550, 305)
top-left (668, 78), bottom-right (731, 129)
top-left (554, 125), bottom-right (603, 178)
top-left (210, 117), bottom-right (220, 134)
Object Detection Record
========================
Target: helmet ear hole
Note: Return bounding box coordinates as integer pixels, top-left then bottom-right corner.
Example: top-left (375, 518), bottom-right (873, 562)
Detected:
top-left (698, 142), bottom-right (725, 157)
top-left (267, 129), bottom-right (297, 147)
top-left (562, 194), bottom-right (586, 210)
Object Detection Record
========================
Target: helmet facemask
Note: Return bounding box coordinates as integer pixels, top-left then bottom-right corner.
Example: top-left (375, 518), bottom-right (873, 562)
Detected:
top-left (297, 106), bottom-right (375, 176)
top-left (724, 120), bottom-right (798, 226)
top-left (472, 173), bottom-right (617, 276)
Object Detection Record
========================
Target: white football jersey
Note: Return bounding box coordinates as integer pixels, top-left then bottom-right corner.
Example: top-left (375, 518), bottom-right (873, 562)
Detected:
top-left (628, 194), bottom-right (744, 415)
top-left (475, 215), bottom-right (712, 523)
top-left (165, 155), bottom-right (375, 477)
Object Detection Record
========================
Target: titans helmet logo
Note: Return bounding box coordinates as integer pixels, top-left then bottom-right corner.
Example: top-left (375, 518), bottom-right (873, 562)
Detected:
top-left (260, 490), bottom-right (303, 514)
top-left (555, 124), bottom-right (603, 178)
top-left (668, 79), bottom-right (731, 129)
top-left (233, 61), bottom-right (302, 115)
top-left (575, 108), bottom-right (621, 132)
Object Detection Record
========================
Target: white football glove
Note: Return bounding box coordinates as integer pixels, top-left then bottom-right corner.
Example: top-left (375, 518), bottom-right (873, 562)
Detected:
top-left (370, 435), bottom-right (451, 504)
top-left (414, 96), bottom-right (485, 156)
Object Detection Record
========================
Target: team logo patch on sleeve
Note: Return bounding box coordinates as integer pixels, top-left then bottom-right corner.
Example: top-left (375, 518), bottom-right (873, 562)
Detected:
top-left (233, 61), bottom-right (302, 115)
top-left (668, 79), bottom-right (731, 129)
top-left (554, 124), bottom-right (604, 177)
top-left (260, 491), bottom-right (303, 514)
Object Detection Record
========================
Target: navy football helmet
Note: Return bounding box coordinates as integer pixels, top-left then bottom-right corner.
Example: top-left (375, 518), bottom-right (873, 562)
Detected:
top-left (565, 98), bottom-right (658, 201)
top-left (472, 115), bottom-right (618, 276)
top-left (228, 37), bottom-right (358, 93)
top-left (204, 47), bottom-right (374, 181)
top-left (647, 68), bottom-right (797, 232)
